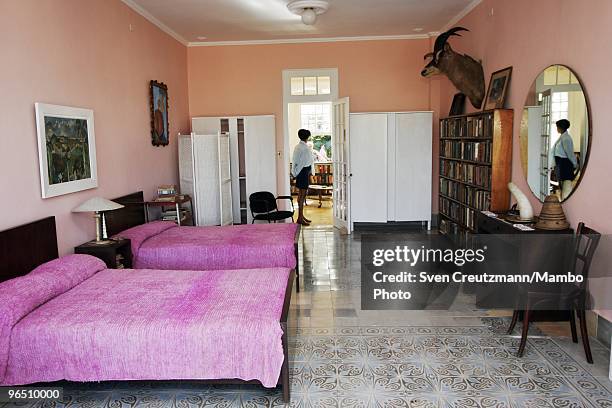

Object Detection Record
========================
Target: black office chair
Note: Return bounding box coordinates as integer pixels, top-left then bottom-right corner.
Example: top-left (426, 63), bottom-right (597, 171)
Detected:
top-left (507, 222), bottom-right (601, 363)
top-left (249, 191), bottom-right (295, 223)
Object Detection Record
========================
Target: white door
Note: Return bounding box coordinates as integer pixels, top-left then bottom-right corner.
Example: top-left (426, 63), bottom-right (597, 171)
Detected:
top-left (332, 98), bottom-right (351, 232)
top-left (394, 112), bottom-right (432, 226)
top-left (350, 113), bottom-right (388, 223)
top-left (218, 132), bottom-right (233, 226)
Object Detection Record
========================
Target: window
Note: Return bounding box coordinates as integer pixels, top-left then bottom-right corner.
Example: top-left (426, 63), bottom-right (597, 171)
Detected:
top-left (290, 77), bottom-right (304, 96)
top-left (290, 76), bottom-right (331, 96)
top-left (543, 66), bottom-right (578, 86)
top-left (301, 103), bottom-right (332, 159)
top-left (550, 92), bottom-right (569, 145)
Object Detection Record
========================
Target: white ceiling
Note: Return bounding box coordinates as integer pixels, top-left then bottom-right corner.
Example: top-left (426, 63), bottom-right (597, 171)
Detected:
top-left (123, 0), bottom-right (480, 45)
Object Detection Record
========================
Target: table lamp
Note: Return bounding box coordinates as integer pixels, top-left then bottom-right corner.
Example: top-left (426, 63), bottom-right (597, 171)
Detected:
top-left (73, 197), bottom-right (124, 243)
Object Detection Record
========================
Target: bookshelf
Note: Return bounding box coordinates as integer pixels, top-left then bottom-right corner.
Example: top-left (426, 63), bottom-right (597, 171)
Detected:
top-left (438, 109), bottom-right (513, 243)
top-left (290, 162), bottom-right (333, 195)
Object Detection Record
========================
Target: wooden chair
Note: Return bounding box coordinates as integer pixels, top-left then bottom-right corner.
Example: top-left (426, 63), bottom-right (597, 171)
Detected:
top-left (249, 191), bottom-right (295, 223)
top-left (507, 222), bottom-right (601, 363)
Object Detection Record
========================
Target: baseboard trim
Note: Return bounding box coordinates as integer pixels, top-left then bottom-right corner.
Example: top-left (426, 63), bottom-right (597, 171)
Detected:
top-left (597, 314), bottom-right (612, 349)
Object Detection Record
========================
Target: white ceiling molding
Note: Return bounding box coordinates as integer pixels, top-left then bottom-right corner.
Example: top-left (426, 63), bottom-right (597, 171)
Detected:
top-left (440, 0), bottom-right (483, 32)
top-left (188, 34), bottom-right (433, 47)
top-left (121, 0), bottom-right (188, 46)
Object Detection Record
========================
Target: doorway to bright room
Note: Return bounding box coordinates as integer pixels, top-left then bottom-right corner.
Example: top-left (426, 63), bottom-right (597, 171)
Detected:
top-left (288, 101), bottom-right (333, 225)
top-left (283, 68), bottom-right (339, 227)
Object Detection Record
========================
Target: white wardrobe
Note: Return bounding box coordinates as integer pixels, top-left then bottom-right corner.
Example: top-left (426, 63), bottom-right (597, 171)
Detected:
top-left (191, 115), bottom-right (277, 224)
top-left (178, 133), bottom-right (233, 226)
top-left (350, 111), bottom-right (433, 228)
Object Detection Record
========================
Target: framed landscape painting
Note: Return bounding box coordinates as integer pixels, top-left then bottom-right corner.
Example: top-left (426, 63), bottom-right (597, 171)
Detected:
top-left (35, 103), bottom-right (98, 198)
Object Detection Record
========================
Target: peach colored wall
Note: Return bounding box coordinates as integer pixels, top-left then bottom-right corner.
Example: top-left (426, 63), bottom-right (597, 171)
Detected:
top-left (440, 0), bottom-right (612, 318)
top-left (0, 0), bottom-right (189, 254)
top-left (187, 39), bottom-right (441, 206)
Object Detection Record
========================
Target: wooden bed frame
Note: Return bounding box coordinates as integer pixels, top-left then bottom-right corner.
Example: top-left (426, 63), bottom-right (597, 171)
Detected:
top-left (0, 217), bottom-right (294, 403)
top-left (106, 191), bottom-right (302, 291)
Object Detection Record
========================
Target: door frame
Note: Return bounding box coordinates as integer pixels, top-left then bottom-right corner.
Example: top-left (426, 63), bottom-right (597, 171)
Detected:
top-left (282, 68), bottom-right (339, 197)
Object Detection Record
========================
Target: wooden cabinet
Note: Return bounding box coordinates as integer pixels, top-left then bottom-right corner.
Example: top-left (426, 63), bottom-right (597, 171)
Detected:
top-left (192, 115), bottom-right (277, 224)
top-left (350, 111), bottom-right (433, 228)
top-left (75, 239), bottom-right (132, 269)
top-left (438, 109), bottom-right (513, 243)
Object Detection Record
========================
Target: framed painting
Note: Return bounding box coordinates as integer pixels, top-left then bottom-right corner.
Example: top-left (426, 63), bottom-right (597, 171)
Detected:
top-left (150, 80), bottom-right (169, 146)
top-left (35, 103), bottom-right (98, 198)
top-left (483, 67), bottom-right (512, 110)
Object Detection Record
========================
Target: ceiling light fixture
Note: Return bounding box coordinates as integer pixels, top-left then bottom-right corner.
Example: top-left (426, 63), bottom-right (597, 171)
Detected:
top-left (287, 0), bottom-right (330, 26)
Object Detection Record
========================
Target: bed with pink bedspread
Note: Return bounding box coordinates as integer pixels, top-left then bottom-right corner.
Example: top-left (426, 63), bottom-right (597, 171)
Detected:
top-left (0, 254), bottom-right (294, 400)
top-left (115, 221), bottom-right (300, 271)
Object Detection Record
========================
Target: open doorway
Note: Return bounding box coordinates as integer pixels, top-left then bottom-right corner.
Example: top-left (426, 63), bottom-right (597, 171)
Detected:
top-left (288, 102), bottom-right (333, 225)
top-left (283, 68), bottom-right (339, 227)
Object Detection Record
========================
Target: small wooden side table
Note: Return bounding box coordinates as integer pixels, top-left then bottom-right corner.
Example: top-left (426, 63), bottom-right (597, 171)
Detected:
top-left (75, 238), bottom-right (132, 269)
top-left (144, 195), bottom-right (194, 226)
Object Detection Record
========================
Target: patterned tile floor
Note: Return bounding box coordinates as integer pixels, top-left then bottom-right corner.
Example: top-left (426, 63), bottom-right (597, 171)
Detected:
top-left (3, 226), bottom-right (612, 407)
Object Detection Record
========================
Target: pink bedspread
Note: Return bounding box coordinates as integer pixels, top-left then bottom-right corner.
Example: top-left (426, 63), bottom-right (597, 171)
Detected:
top-left (118, 222), bottom-right (298, 271)
top-left (2, 262), bottom-right (290, 388)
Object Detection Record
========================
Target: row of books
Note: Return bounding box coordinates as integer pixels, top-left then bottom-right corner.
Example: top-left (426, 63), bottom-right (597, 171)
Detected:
top-left (312, 174), bottom-right (333, 185)
top-left (315, 163), bottom-right (332, 174)
top-left (440, 159), bottom-right (492, 189)
top-left (441, 140), bottom-right (492, 163)
top-left (161, 208), bottom-right (188, 222)
top-left (441, 113), bottom-right (494, 139)
top-left (439, 197), bottom-right (477, 230)
top-left (439, 179), bottom-right (491, 210)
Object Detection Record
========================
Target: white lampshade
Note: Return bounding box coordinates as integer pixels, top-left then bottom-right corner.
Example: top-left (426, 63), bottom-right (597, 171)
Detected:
top-left (73, 197), bottom-right (124, 213)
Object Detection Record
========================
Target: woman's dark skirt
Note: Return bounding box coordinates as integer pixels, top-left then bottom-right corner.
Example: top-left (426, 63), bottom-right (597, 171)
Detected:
top-left (554, 156), bottom-right (575, 181)
top-left (295, 166), bottom-right (311, 189)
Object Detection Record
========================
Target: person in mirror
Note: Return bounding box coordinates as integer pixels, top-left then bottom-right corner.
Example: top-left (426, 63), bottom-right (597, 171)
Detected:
top-left (552, 119), bottom-right (578, 200)
top-left (291, 129), bottom-right (314, 225)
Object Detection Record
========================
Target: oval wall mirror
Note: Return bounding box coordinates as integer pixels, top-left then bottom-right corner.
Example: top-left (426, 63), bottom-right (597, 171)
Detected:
top-left (519, 65), bottom-right (591, 202)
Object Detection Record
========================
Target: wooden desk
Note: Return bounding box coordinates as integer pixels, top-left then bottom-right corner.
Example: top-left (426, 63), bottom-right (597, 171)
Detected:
top-left (145, 195), bottom-right (194, 226)
top-left (476, 211), bottom-right (573, 320)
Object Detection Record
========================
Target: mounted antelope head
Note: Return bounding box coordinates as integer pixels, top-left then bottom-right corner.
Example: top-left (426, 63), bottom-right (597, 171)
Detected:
top-left (421, 27), bottom-right (485, 109)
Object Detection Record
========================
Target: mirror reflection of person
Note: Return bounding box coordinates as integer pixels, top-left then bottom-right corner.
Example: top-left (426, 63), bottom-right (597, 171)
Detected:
top-left (551, 119), bottom-right (577, 200)
top-left (291, 129), bottom-right (314, 225)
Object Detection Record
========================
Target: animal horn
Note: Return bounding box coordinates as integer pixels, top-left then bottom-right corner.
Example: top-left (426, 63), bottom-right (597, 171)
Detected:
top-left (433, 26), bottom-right (469, 55)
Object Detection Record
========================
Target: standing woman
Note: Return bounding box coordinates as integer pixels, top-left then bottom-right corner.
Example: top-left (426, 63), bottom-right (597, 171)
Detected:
top-left (292, 129), bottom-right (314, 225)
top-left (551, 119), bottom-right (577, 200)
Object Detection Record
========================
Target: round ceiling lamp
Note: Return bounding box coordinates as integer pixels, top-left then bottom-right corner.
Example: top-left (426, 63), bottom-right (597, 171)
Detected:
top-left (287, 0), bottom-right (330, 25)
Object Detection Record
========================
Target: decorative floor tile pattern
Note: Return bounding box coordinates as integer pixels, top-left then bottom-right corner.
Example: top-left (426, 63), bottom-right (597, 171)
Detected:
top-left (3, 227), bottom-right (611, 407)
top-left (4, 323), bottom-right (609, 408)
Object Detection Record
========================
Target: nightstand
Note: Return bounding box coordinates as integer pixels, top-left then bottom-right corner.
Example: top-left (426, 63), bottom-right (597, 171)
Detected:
top-left (74, 238), bottom-right (132, 269)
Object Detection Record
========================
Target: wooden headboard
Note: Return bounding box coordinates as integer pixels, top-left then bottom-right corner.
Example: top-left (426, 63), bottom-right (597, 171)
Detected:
top-left (0, 217), bottom-right (59, 283)
top-left (105, 191), bottom-right (146, 237)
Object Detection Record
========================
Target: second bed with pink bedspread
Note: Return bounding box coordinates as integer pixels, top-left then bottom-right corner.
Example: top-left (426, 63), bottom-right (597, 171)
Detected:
top-left (116, 222), bottom-right (299, 271)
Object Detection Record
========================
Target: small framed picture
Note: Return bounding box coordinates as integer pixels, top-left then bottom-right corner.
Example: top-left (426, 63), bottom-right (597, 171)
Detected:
top-left (483, 67), bottom-right (512, 110)
top-left (35, 103), bottom-right (98, 198)
top-left (150, 80), bottom-right (169, 146)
